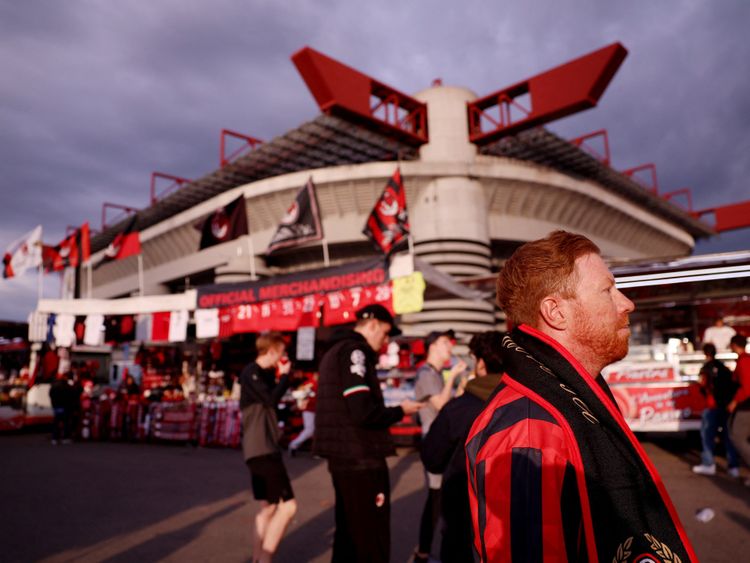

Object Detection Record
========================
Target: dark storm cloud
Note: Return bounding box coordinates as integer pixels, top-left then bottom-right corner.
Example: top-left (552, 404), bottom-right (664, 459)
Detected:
top-left (1, 0), bottom-right (749, 320)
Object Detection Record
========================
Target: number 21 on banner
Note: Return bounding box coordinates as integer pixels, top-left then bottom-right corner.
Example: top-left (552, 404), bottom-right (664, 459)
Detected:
top-left (236, 304), bottom-right (254, 320)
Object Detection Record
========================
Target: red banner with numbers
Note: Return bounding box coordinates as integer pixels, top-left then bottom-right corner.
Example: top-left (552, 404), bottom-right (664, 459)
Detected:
top-left (231, 295), bottom-right (323, 333)
top-left (323, 283), bottom-right (394, 326)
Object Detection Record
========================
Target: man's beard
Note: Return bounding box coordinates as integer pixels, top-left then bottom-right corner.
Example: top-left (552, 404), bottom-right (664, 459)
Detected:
top-left (572, 305), bottom-right (630, 368)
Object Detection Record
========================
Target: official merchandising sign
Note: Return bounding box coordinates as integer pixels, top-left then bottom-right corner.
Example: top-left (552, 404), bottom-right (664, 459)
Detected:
top-left (194, 258), bottom-right (409, 334)
top-left (197, 258), bottom-right (387, 309)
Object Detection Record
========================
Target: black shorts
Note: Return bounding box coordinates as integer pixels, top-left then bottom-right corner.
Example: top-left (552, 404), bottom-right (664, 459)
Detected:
top-left (246, 452), bottom-right (294, 503)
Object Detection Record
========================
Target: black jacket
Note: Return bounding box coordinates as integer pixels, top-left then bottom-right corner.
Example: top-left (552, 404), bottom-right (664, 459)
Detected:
top-left (49, 379), bottom-right (76, 410)
top-left (313, 329), bottom-right (403, 468)
top-left (239, 362), bottom-right (290, 461)
top-left (421, 373), bottom-right (502, 563)
top-left (700, 358), bottom-right (737, 410)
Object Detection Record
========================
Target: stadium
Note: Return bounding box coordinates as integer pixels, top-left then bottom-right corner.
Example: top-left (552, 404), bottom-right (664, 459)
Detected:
top-left (43, 42), bottom-right (718, 339)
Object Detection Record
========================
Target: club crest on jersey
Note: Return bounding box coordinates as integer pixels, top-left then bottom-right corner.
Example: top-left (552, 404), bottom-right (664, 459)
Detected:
top-left (350, 349), bottom-right (366, 377)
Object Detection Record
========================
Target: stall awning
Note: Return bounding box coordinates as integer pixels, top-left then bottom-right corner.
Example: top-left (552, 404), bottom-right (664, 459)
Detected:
top-left (36, 291), bottom-right (197, 316)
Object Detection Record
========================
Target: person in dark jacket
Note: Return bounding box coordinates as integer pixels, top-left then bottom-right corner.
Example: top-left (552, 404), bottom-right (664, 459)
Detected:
top-left (421, 331), bottom-right (504, 563)
top-left (240, 331), bottom-right (296, 563)
top-left (49, 372), bottom-right (75, 444)
top-left (313, 304), bottom-right (423, 563)
top-left (692, 343), bottom-right (740, 477)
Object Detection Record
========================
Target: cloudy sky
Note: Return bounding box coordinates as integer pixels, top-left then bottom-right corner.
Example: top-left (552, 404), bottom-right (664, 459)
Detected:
top-left (1, 0), bottom-right (749, 322)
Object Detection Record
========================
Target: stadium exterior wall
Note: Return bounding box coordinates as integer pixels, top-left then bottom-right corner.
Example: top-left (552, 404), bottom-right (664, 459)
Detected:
top-left (86, 86), bottom-right (696, 337)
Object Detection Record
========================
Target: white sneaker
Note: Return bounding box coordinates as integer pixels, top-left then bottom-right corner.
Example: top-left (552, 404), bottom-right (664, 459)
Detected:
top-left (728, 467), bottom-right (741, 479)
top-left (692, 464), bottom-right (716, 475)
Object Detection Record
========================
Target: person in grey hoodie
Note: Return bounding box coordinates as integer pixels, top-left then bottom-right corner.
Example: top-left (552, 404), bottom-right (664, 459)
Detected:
top-left (421, 331), bottom-right (504, 563)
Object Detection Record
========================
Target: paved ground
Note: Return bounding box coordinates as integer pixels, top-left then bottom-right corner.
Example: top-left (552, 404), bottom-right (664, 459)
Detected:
top-left (0, 431), bottom-right (748, 562)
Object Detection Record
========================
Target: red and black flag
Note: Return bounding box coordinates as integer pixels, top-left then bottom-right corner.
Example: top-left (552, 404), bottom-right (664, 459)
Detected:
top-left (266, 178), bottom-right (323, 254)
top-left (199, 195), bottom-right (249, 250)
top-left (42, 238), bottom-right (76, 272)
top-left (96, 215), bottom-right (141, 268)
top-left (79, 222), bottom-right (91, 264)
top-left (42, 222), bottom-right (92, 273)
top-left (363, 169), bottom-right (409, 254)
top-left (43, 232), bottom-right (78, 272)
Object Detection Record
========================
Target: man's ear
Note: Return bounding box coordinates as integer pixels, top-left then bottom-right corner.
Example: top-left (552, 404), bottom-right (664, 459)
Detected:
top-left (539, 295), bottom-right (567, 331)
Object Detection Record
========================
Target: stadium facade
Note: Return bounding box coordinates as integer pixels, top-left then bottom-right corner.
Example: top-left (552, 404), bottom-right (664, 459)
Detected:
top-left (79, 44), bottom-right (713, 338)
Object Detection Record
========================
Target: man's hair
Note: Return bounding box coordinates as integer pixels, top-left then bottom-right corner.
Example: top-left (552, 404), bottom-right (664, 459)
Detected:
top-left (497, 231), bottom-right (600, 327)
top-left (468, 331), bottom-right (504, 374)
top-left (731, 334), bottom-right (747, 350)
top-left (256, 331), bottom-right (286, 356)
top-left (702, 343), bottom-right (717, 358)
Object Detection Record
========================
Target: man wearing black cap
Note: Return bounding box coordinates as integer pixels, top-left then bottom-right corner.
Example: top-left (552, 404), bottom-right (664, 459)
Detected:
top-left (313, 304), bottom-right (423, 563)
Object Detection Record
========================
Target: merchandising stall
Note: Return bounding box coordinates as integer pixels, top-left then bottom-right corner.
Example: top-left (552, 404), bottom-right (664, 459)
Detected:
top-left (602, 251), bottom-right (750, 432)
top-left (26, 255), bottom-right (464, 447)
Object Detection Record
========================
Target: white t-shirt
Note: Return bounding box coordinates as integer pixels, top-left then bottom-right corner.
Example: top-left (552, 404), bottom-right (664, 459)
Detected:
top-left (703, 325), bottom-right (736, 351)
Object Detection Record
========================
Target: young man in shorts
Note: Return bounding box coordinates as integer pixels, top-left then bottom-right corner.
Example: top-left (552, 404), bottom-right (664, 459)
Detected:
top-left (240, 331), bottom-right (297, 563)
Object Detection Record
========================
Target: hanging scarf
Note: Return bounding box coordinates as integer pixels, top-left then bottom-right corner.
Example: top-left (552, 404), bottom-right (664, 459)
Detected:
top-left (502, 325), bottom-right (697, 563)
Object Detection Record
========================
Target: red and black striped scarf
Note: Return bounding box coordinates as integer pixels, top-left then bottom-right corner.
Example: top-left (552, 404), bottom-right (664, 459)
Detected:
top-left (503, 325), bottom-right (697, 563)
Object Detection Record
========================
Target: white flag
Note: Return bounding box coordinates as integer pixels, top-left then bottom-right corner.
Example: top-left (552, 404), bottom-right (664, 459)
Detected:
top-left (168, 310), bottom-right (189, 343)
top-left (195, 309), bottom-right (219, 339)
top-left (84, 314), bottom-right (105, 346)
top-left (54, 314), bottom-right (76, 348)
top-left (3, 225), bottom-right (42, 278)
top-left (28, 311), bottom-right (49, 342)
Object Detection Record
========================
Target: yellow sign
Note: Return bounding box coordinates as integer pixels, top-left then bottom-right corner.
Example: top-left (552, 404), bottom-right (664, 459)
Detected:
top-left (392, 272), bottom-right (426, 314)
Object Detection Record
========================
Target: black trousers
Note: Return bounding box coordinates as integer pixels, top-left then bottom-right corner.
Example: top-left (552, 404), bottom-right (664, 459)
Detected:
top-left (418, 486), bottom-right (441, 554)
top-left (330, 462), bottom-right (390, 563)
top-left (52, 407), bottom-right (72, 441)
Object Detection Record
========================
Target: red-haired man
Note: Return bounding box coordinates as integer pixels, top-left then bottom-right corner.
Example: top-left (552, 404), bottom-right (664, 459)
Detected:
top-left (466, 231), bottom-right (696, 562)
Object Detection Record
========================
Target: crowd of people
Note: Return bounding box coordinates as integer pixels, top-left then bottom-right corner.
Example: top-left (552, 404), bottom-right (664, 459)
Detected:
top-left (32, 230), bottom-right (749, 562)
top-left (236, 231), bottom-right (750, 563)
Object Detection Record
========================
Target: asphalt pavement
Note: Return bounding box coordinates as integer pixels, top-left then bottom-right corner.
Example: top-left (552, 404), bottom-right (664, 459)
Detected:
top-left (1, 431), bottom-right (748, 562)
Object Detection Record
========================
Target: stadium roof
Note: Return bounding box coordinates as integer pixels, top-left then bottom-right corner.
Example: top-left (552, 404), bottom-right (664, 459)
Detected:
top-left (91, 114), bottom-right (418, 253)
top-left (91, 44), bottom-right (716, 253)
top-left (92, 112), bottom-right (713, 255)
top-left (480, 127), bottom-right (714, 239)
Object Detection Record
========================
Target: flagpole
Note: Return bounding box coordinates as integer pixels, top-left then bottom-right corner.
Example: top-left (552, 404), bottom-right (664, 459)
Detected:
top-left (37, 263), bottom-right (43, 302)
top-left (246, 236), bottom-right (257, 280)
top-left (87, 261), bottom-right (93, 299)
top-left (322, 237), bottom-right (330, 268)
top-left (137, 255), bottom-right (145, 296)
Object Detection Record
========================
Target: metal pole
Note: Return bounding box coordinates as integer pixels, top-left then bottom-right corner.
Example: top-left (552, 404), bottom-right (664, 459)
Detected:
top-left (37, 263), bottom-right (43, 302)
top-left (322, 237), bottom-right (330, 267)
top-left (87, 261), bottom-right (93, 299)
top-left (138, 255), bottom-right (145, 296)
top-left (246, 236), bottom-right (257, 280)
